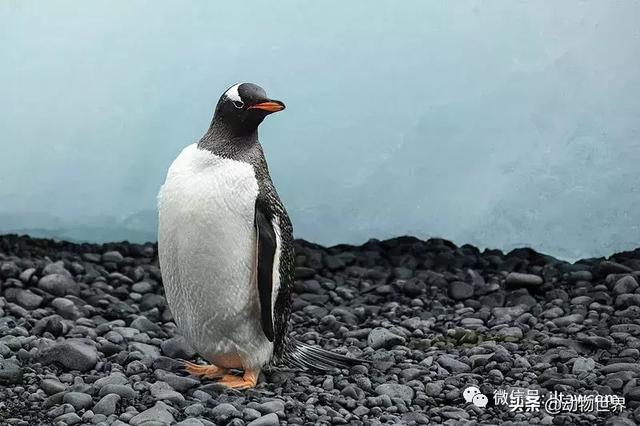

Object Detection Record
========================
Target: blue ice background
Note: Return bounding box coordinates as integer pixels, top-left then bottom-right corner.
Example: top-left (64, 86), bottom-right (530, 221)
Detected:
top-left (1, 1), bottom-right (639, 261)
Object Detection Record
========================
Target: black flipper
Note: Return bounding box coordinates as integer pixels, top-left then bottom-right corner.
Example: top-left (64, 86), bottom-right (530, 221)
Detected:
top-left (255, 201), bottom-right (276, 342)
top-left (280, 338), bottom-right (371, 371)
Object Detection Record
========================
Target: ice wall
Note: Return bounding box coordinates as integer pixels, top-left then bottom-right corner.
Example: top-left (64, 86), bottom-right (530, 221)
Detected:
top-left (1, 1), bottom-right (639, 261)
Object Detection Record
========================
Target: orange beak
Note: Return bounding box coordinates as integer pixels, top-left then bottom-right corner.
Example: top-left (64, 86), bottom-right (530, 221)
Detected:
top-left (247, 100), bottom-right (285, 113)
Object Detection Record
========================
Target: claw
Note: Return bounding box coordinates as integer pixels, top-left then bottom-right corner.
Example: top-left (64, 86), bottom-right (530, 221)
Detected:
top-left (182, 360), bottom-right (227, 379)
top-left (216, 370), bottom-right (259, 389)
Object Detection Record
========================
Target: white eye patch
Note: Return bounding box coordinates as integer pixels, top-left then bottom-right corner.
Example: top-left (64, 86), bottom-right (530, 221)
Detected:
top-left (224, 83), bottom-right (243, 102)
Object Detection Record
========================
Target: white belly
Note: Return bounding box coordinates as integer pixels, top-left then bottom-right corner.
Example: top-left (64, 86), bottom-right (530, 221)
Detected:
top-left (157, 143), bottom-right (273, 369)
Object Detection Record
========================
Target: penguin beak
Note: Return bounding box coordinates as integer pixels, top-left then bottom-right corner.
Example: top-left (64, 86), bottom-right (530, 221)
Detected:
top-left (247, 100), bottom-right (285, 113)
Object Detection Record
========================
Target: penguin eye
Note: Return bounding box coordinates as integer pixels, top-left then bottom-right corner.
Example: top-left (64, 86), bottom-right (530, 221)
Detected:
top-left (232, 100), bottom-right (244, 109)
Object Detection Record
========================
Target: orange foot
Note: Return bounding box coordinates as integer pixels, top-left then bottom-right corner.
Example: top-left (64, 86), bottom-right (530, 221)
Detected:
top-left (216, 370), bottom-right (259, 389)
top-left (182, 360), bottom-right (227, 379)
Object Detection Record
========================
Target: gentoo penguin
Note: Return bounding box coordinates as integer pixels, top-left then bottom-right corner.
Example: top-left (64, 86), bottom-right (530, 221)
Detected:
top-left (158, 83), bottom-right (360, 389)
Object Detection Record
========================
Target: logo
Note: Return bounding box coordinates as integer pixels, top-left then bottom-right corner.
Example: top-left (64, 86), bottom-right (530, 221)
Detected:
top-left (464, 385), bottom-right (625, 415)
top-left (463, 386), bottom-right (488, 408)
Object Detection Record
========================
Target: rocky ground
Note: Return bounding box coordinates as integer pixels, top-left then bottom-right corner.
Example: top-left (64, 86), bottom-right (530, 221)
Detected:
top-left (0, 234), bottom-right (639, 425)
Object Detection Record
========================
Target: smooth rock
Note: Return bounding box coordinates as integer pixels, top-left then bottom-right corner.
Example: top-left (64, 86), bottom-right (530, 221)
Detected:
top-left (129, 402), bottom-right (174, 426)
top-left (63, 392), bottom-right (93, 410)
top-left (505, 272), bottom-right (543, 289)
top-left (367, 327), bottom-right (405, 350)
top-left (93, 393), bottom-right (120, 416)
top-left (37, 339), bottom-right (98, 372)
top-left (375, 383), bottom-right (414, 401)
top-left (247, 413), bottom-right (280, 426)
top-left (0, 359), bottom-right (23, 385)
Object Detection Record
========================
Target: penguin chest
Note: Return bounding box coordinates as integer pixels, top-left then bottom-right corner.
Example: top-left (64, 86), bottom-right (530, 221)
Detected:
top-left (158, 144), bottom-right (270, 367)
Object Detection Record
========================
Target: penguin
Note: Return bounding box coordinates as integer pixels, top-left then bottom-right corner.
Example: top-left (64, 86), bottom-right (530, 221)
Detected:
top-left (157, 83), bottom-right (361, 389)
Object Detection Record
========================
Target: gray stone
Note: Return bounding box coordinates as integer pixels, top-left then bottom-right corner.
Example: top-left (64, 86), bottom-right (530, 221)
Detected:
top-left (129, 342), bottom-right (161, 360)
top-left (154, 369), bottom-right (199, 392)
top-left (41, 378), bottom-right (67, 395)
top-left (243, 408), bottom-right (262, 421)
top-left (131, 281), bottom-right (154, 294)
top-left (257, 400), bottom-right (285, 414)
top-left (247, 413), bottom-right (280, 426)
top-left (15, 289), bottom-right (43, 309)
top-left (437, 355), bottom-right (471, 373)
top-left (93, 393), bottom-right (120, 416)
top-left (130, 316), bottom-right (163, 335)
top-left (160, 335), bottom-right (196, 359)
top-left (601, 363), bottom-right (640, 374)
top-left (375, 383), bottom-right (414, 401)
top-left (51, 297), bottom-right (81, 319)
top-left (0, 261), bottom-right (20, 278)
top-left (53, 413), bottom-right (82, 425)
top-left (150, 381), bottom-right (185, 404)
top-left (449, 281), bottom-right (474, 300)
top-left (367, 327), bottom-right (405, 350)
top-left (37, 339), bottom-right (98, 372)
top-left (176, 420), bottom-right (205, 426)
top-left (63, 392), bottom-right (93, 410)
top-left (184, 403), bottom-right (205, 417)
top-left (211, 403), bottom-right (241, 422)
top-left (439, 406), bottom-right (470, 420)
top-left (19, 267), bottom-right (36, 282)
top-left (505, 272), bottom-right (543, 288)
top-left (98, 384), bottom-right (137, 399)
top-left (497, 326), bottom-right (523, 341)
top-left (43, 261), bottom-right (73, 278)
top-left (553, 313), bottom-right (585, 327)
top-left (129, 402), bottom-right (174, 426)
top-left (93, 372), bottom-right (128, 389)
top-left (0, 359), bottom-right (23, 385)
top-left (615, 294), bottom-right (640, 309)
top-left (573, 357), bottom-right (596, 375)
top-left (425, 380), bottom-right (444, 397)
top-left (38, 273), bottom-right (79, 296)
top-left (102, 251), bottom-right (124, 263)
top-left (613, 276), bottom-right (639, 295)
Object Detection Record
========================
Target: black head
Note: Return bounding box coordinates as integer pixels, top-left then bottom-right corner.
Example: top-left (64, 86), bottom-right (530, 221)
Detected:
top-left (211, 83), bottom-right (285, 136)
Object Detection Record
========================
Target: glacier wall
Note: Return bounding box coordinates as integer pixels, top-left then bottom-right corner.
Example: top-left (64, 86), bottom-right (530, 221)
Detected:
top-left (1, 1), bottom-right (639, 261)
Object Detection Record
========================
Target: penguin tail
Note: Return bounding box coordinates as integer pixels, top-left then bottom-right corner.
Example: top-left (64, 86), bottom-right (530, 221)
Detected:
top-left (280, 338), bottom-right (369, 372)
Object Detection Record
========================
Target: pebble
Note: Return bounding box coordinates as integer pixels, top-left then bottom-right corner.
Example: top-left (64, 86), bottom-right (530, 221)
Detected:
top-left (37, 274), bottom-right (79, 297)
top-left (572, 357), bottom-right (596, 375)
top-left (160, 335), bottom-right (196, 359)
top-left (448, 281), bottom-right (474, 300)
top-left (37, 339), bottom-right (98, 372)
top-left (613, 275), bottom-right (639, 295)
top-left (247, 413), bottom-right (280, 426)
top-left (63, 392), bottom-right (93, 410)
top-left (497, 326), bottom-right (523, 341)
top-left (102, 251), bottom-right (124, 264)
top-left (129, 402), bottom-right (174, 426)
top-left (0, 233), bottom-right (638, 425)
top-left (367, 327), bottom-right (405, 349)
top-left (375, 384), bottom-right (415, 402)
top-left (553, 313), bottom-right (585, 327)
top-left (150, 381), bottom-right (185, 404)
top-left (211, 403), bottom-right (241, 423)
top-left (437, 355), bottom-right (471, 373)
top-left (15, 289), bottom-right (43, 309)
top-left (41, 378), bottom-right (67, 395)
top-left (93, 393), bottom-right (121, 416)
top-left (505, 272), bottom-right (543, 288)
top-left (0, 359), bottom-right (23, 384)
top-left (98, 384), bottom-right (137, 399)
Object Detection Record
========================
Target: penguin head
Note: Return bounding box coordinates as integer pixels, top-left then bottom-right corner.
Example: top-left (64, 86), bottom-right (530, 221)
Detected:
top-left (212, 83), bottom-right (285, 135)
